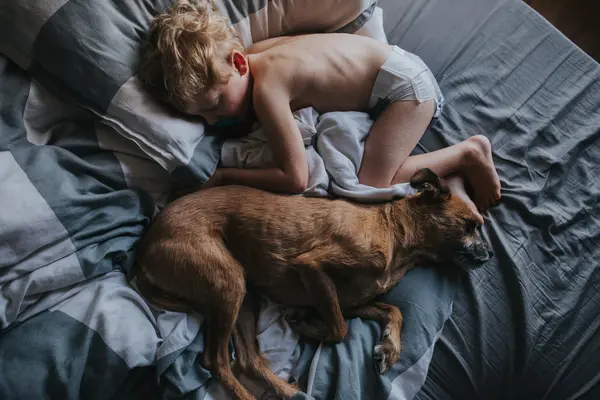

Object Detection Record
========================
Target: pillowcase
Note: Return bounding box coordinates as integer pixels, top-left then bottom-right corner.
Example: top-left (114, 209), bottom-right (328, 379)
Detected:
top-left (0, 0), bottom-right (377, 184)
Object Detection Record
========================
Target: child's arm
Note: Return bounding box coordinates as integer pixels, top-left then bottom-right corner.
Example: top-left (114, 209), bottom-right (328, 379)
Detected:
top-left (216, 83), bottom-right (308, 194)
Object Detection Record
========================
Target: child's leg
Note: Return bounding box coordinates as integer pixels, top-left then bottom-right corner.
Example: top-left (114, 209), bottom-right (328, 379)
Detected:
top-left (358, 100), bottom-right (501, 214)
top-left (358, 100), bottom-right (436, 189)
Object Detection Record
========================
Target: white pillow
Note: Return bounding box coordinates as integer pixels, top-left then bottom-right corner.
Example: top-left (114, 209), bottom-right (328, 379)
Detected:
top-left (215, 0), bottom-right (377, 46)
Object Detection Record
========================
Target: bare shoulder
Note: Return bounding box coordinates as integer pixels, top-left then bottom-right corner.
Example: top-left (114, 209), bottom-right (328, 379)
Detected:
top-left (250, 58), bottom-right (294, 106)
top-left (247, 35), bottom-right (301, 54)
top-left (287, 33), bottom-right (386, 49)
top-left (252, 74), bottom-right (290, 102)
top-left (252, 33), bottom-right (387, 55)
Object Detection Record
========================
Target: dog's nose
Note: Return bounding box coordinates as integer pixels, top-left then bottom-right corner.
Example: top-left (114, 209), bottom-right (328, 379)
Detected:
top-left (454, 242), bottom-right (494, 268)
top-left (472, 245), bottom-right (493, 262)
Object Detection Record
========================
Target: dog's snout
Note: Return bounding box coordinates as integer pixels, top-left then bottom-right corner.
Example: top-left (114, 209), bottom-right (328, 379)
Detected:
top-left (470, 242), bottom-right (493, 262)
top-left (453, 239), bottom-right (493, 269)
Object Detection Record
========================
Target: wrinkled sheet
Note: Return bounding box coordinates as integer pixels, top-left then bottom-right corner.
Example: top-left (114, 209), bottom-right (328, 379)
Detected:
top-left (376, 0), bottom-right (600, 398)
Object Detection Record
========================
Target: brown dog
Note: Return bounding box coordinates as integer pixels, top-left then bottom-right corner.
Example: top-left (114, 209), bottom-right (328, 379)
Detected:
top-left (135, 168), bottom-right (492, 400)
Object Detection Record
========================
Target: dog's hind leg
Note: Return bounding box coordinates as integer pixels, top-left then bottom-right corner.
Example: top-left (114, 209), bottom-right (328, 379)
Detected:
top-left (206, 277), bottom-right (256, 400)
top-left (234, 293), bottom-right (298, 398)
top-left (344, 302), bottom-right (403, 374)
top-left (295, 252), bottom-right (348, 342)
top-left (168, 240), bottom-right (254, 400)
top-left (139, 233), bottom-right (254, 398)
top-left (210, 305), bottom-right (257, 400)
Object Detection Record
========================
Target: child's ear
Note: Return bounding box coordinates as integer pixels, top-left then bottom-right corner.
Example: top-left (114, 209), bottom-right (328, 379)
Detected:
top-left (232, 51), bottom-right (248, 75)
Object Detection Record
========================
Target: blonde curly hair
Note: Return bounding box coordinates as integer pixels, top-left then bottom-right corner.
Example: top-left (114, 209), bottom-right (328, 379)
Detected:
top-left (139, 0), bottom-right (245, 111)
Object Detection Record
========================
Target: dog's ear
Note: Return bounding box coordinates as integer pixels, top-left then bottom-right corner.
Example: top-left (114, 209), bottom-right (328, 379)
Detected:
top-left (409, 168), bottom-right (450, 202)
top-left (409, 168), bottom-right (440, 189)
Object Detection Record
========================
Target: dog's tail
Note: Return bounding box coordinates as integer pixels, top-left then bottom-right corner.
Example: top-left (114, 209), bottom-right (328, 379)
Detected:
top-left (134, 262), bottom-right (193, 313)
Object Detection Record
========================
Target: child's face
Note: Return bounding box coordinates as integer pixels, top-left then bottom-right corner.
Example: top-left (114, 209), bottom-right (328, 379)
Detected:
top-left (187, 51), bottom-right (251, 126)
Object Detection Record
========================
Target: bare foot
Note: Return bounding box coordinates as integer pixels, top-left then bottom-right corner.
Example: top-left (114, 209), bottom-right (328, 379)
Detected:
top-left (445, 174), bottom-right (484, 224)
top-left (460, 135), bottom-right (501, 211)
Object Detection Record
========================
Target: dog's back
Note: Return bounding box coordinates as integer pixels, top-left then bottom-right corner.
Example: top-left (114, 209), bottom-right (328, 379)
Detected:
top-left (138, 185), bottom-right (390, 307)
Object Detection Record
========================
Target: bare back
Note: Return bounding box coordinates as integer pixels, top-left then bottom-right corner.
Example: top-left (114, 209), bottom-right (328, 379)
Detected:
top-left (248, 33), bottom-right (392, 113)
top-left (219, 33), bottom-right (395, 194)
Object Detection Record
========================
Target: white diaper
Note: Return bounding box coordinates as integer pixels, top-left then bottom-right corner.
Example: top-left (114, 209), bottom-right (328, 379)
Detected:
top-left (368, 46), bottom-right (444, 119)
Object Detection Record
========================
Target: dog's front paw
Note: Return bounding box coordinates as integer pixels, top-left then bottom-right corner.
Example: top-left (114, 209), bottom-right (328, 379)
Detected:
top-left (374, 329), bottom-right (401, 374)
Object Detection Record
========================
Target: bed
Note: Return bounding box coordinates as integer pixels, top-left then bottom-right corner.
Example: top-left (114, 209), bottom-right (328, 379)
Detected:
top-left (0, 0), bottom-right (598, 399)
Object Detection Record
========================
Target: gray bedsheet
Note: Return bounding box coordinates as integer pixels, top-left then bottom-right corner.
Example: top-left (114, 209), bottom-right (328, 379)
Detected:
top-left (377, 0), bottom-right (600, 398)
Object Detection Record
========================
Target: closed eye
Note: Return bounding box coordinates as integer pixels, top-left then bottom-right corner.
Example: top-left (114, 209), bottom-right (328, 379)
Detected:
top-left (204, 103), bottom-right (218, 112)
top-left (199, 96), bottom-right (220, 112)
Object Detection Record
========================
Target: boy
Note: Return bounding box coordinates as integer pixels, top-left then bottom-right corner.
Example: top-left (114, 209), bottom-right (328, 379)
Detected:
top-left (140, 0), bottom-right (501, 222)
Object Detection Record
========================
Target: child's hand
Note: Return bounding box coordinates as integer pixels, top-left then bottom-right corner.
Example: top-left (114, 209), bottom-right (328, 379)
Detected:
top-left (200, 169), bottom-right (224, 190)
top-left (169, 170), bottom-right (224, 202)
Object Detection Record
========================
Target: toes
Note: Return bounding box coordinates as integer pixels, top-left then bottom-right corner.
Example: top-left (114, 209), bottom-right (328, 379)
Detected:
top-left (475, 199), bottom-right (483, 211)
top-left (475, 211), bottom-right (484, 224)
top-left (478, 195), bottom-right (494, 212)
top-left (483, 198), bottom-right (491, 210)
top-left (471, 206), bottom-right (484, 223)
top-left (475, 198), bottom-right (486, 213)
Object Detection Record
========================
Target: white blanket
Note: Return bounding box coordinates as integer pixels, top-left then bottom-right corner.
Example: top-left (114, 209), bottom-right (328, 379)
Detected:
top-left (221, 108), bottom-right (417, 201)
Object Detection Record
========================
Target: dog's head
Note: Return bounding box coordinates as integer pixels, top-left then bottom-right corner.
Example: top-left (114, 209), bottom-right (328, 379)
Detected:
top-left (403, 168), bottom-right (493, 269)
